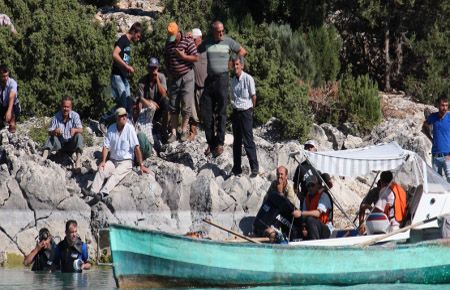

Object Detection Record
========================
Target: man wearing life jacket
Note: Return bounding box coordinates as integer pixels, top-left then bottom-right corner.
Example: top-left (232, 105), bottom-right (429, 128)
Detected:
top-left (23, 228), bottom-right (58, 271)
top-left (300, 175), bottom-right (333, 240)
top-left (372, 171), bottom-right (407, 232)
top-left (55, 220), bottom-right (91, 273)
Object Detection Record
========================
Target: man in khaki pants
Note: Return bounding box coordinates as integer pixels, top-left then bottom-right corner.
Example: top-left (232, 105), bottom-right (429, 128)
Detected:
top-left (87, 107), bottom-right (150, 205)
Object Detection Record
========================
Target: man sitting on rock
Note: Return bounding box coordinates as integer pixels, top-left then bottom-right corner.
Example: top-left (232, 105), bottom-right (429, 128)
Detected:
top-left (300, 175), bottom-right (333, 240)
top-left (42, 95), bottom-right (84, 169)
top-left (23, 228), bottom-right (58, 271)
top-left (85, 107), bottom-right (150, 205)
top-left (264, 166), bottom-right (299, 208)
top-left (130, 99), bottom-right (155, 160)
top-left (136, 57), bottom-right (170, 148)
top-left (0, 65), bottom-right (21, 133)
top-left (54, 220), bottom-right (91, 273)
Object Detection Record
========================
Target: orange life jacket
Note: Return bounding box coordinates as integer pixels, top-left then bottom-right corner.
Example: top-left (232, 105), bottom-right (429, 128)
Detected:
top-left (305, 190), bottom-right (333, 224)
top-left (383, 182), bottom-right (407, 223)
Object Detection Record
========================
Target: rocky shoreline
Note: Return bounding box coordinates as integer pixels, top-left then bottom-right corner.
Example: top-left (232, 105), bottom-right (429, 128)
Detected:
top-left (0, 93), bottom-right (434, 263)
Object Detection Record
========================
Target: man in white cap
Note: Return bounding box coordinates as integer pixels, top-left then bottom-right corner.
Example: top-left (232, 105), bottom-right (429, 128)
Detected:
top-left (293, 140), bottom-right (321, 205)
top-left (86, 107), bottom-right (150, 206)
top-left (188, 28), bottom-right (208, 141)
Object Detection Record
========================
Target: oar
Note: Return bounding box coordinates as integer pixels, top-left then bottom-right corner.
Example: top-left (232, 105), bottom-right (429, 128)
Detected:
top-left (203, 219), bottom-right (261, 244)
top-left (359, 213), bottom-right (450, 247)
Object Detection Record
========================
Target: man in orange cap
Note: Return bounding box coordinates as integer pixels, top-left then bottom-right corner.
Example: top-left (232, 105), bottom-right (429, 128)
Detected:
top-left (164, 21), bottom-right (198, 143)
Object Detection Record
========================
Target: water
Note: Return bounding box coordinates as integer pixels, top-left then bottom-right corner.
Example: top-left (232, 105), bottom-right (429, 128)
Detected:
top-left (1, 267), bottom-right (449, 290)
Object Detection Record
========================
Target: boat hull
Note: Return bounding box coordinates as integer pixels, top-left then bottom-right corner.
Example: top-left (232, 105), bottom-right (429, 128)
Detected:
top-left (110, 224), bottom-right (450, 288)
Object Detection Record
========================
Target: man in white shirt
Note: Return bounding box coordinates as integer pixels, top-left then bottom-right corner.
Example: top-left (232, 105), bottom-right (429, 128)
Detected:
top-left (230, 56), bottom-right (259, 177)
top-left (88, 107), bottom-right (150, 205)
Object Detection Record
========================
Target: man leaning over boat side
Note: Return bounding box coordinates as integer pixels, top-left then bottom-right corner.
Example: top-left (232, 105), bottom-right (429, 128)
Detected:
top-left (423, 95), bottom-right (450, 183)
top-left (358, 179), bottom-right (381, 235)
top-left (368, 171), bottom-right (407, 233)
top-left (300, 175), bottom-right (333, 240)
top-left (83, 107), bottom-right (150, 206)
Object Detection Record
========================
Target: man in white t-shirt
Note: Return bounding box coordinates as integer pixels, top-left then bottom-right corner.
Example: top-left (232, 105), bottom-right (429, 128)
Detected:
top-left (87, 107), bottom-right (150, 205)
top-left (373, 171), bottom-right (401, 231)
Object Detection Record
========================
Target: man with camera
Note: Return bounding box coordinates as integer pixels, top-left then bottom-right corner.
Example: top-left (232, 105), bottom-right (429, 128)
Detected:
top-left (23, 228), bottom-right (58, 271)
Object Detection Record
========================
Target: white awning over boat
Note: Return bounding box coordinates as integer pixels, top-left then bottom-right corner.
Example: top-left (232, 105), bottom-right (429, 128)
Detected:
top-left (304, 142), bottom-right (410, 177)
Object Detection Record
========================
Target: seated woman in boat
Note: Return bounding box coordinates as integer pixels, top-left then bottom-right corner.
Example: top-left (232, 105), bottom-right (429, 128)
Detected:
top-left (358, 180), bottom-right (381, 234)
top-left (300, 175), bottom-right (333, 240)
top-left (364, 171), bottom-right (407, 234)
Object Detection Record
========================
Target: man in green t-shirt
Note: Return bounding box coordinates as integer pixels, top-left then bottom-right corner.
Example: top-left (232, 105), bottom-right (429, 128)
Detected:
top-left (199, 21), bottom-right (246, 157)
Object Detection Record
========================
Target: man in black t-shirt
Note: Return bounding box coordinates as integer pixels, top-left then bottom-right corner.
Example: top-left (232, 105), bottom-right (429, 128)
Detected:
top-left (253, 192), bottom-right (302, 242)
top-left (293, 140), bottom-right (322, 205)
top-left (99, 22), bottom-right (142, 132)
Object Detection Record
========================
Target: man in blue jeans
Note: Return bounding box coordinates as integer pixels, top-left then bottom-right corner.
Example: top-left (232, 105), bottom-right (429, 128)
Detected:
top-left (424, 95), bottom-right (450, 182)
top-left (99, 22), bottom-right (142, 134)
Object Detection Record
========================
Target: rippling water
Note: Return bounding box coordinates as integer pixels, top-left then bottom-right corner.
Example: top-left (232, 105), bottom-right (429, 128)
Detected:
top-left (1, 267), bottom-right (450, 290)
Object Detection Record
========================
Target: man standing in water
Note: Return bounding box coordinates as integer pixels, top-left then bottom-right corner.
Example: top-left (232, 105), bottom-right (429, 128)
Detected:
top-left (23, 228), bottom-right (58, 271)
top-left (55, 220), bottom-right (91, 273)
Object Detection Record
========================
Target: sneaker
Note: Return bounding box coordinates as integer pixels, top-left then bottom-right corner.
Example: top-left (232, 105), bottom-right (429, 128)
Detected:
top-left (180, 131), bottom-right (189, 142)
top-left (214, 145), bottom-right (224, 157)
top-left (167, 133), bottom-right (177, 143)
top-left (42, 149), bottom-right (49, 160)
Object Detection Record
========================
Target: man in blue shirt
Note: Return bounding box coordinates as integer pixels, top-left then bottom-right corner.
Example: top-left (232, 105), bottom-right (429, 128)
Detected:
top-left (43, 95), bottom-right (84, 169)
top-left (425, 95), bottom-right (450, 182)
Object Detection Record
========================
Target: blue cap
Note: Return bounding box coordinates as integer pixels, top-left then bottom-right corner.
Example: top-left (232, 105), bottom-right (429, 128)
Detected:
top-left (148, 57), bottom-right (159, 68)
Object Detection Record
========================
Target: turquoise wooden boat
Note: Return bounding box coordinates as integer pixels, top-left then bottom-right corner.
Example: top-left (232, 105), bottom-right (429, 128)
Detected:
top-left (109, 224), bottom-right (450, 288)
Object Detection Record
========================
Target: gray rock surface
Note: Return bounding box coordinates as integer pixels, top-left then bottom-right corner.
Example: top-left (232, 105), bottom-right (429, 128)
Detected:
top-left (0, 93), bottom-right (435, 260)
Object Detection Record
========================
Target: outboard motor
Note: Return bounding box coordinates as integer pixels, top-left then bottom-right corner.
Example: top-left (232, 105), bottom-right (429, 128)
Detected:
top-left (366, 213), bottom-right (390, 235)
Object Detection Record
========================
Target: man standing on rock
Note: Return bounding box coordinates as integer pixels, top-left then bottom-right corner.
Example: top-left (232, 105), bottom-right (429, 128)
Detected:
top-left (164, 21), bottom-right (198, 143)
top-left (0, 65), bottom-right (21, 133)
top-left (188, 28), bottom-right (208, 141)
top-left (54, 220), bottom-right (91, 273)
top-left (230, 56), bottom-right (259, 177)
top-left (87, 107), bottom-right (150, 204)
top-left (99, 22), bottom-right (142, 133)
top-left (42, 95), bottom-right (84, 169)
top-left (424, 95), bottom-right (450, 182)
top-left (200, 21), bottom-right (246, 157)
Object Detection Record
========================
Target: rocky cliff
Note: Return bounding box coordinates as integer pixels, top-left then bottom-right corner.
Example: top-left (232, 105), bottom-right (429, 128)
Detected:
top-left (0, 93), bottom-right (434, 261)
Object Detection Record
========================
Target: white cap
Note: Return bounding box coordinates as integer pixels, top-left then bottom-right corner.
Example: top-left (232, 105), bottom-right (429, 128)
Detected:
top-left (304, 140), bottom-right (317, 148)
top-left (192, 28), bottom-right (202, 38)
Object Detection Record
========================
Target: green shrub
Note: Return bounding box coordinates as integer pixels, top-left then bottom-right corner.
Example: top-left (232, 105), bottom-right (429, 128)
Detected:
top-left (405, 26), bottom-right (450, 104)
top-left (305, 25), bottom-right (342, 87)
top-left (337, 70), bottom-right (381, 134)
top-left (0, 0), bottom-right (116, 119)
